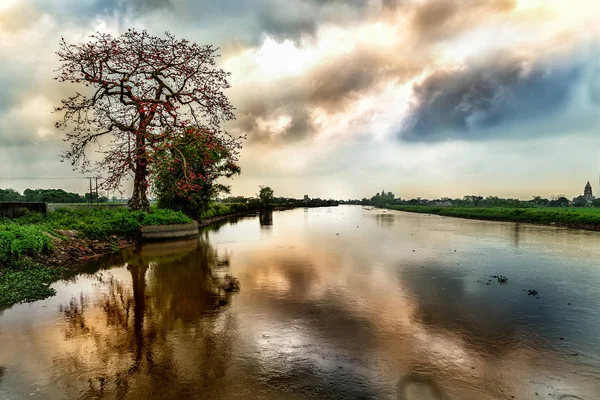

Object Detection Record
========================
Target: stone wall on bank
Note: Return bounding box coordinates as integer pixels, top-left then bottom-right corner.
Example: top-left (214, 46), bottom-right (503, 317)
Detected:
top-left (141, 221), bottom-right (199, 241)
top-left (0, 202), bottom-right (47, 218)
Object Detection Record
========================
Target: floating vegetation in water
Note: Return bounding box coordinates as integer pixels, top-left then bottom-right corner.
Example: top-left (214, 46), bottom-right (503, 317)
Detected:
top-left (491, 275), bottom-right (508, 284)
top-left (477, 275), bottom-right (509, 285)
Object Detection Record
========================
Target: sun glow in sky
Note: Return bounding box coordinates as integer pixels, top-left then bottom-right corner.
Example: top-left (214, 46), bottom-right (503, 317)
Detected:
top-left (0, 0), bottom-right (19, 12)
top-left (1, 0), bottom-right (600, 199)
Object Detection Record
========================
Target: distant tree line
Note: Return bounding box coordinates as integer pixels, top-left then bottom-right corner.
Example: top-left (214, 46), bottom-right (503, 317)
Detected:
top-left (339, 192), bottom-right (599, 208)
top-left (0, 188), bottom-right (108, 203)
top-left (340, 190), bottom-right (398, 207)
top-left (220, 189), bottom-right (339, 209)
top-left (221, 196), bottom-right (339, 208)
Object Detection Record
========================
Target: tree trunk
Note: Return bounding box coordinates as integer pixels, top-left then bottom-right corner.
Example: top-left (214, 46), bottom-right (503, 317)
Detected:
top-left (128, 135), bottom-right (150, 212)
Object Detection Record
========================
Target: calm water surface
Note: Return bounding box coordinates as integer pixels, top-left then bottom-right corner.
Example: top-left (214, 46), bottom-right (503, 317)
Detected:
top-left (1, 206), bottom-right (600, 399)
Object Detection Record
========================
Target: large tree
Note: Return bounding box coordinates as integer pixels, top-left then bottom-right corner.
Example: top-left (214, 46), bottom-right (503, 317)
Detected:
top-left (258, 186), bottom-right (274, 209)
top-left (55, 30), bottom-right (237, 211)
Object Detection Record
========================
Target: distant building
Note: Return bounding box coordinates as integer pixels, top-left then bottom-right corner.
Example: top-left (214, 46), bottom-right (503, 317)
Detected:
top-left (584, 181), bottom-right (593, 202)
top-left (573, 181), bottom-right (594, 206)
top-left (303, 195), bottom-right (310, 203)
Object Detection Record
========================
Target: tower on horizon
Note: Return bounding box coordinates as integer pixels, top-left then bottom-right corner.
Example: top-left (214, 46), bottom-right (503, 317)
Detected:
top-left (584, 181), bottom-right (593, 202)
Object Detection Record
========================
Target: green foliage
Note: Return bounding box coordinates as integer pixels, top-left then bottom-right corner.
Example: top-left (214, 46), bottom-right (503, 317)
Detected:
top-left (371, 190), bottom-right (395, 207)
top-left (154, 127), bottom-right (241, 218)
top-left (140, 209), bottom-right (191, 226)
top-left (197, 202), bottom-right (256, 220)
top-left (0, 225), bottom-right (53, 264)
top-left (389, 206), bottom-right (600, 227)
top-left (258, 186), bottom-right (274, 209)
top-left (343, 193), bottom-right (580, 208)
top-left (24, 188), bottom-right (88, 203)
top-left (0, 188), bottom-right (23, 202)
top-left (0, 188), bottom-right (111, 203)
top-left (0, 262), bottom-right (62, 307)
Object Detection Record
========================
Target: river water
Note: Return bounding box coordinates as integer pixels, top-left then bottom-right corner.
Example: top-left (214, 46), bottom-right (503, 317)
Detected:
top-left (0, 206), bottom-right (599, 399)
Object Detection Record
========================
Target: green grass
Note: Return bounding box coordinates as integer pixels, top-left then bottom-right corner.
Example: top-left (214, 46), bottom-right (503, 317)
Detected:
top-left (0, 225), bottom-right (53, 265)
top-left (388, 206), bottom-right (600, 227)
top-left (1, 207), bottom-right (192, 240)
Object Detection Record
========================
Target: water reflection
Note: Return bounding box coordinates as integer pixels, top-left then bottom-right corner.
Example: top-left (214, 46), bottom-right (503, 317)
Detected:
top-left (375, 212), bottom-right (395, 227)
top-left (398, 264), bottom-right (529, 356)
top-left (396, 369), bottom-right (450, 400)
top-left (1, 207), bottom-right (600, 399)
top-left (259, 210), bottom-right (273, 228)
top-left (51, 237), bottom-right (238, 399)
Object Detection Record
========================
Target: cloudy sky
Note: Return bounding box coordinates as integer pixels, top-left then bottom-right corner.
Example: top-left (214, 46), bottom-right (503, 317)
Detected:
top-left (1, 0), bottom-right (599, 200)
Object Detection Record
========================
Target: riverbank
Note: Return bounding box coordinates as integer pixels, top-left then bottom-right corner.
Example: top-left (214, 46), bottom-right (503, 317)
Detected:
top-left (388, 205), bottom-right (600, 231)
top-left (0, 207), bottom-right (192, 307)
top-left (0, 203), bottom-right (341, 307)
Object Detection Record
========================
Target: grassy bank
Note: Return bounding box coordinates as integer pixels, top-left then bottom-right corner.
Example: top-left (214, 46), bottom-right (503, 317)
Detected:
top-left (7, 207), bottom-right (191, 239)
top-left (388, 206), bottom-right (600, 229)
top-left (198, 202), bottom-right (258, 220)
top-left (0, 208), bottom-right (192, 307)
top-left (0, 225), bottom-right (59, 307)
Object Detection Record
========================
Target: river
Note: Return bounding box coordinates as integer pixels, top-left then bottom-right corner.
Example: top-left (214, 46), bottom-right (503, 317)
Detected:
top-left (0, 206), bottom-right (599, 399)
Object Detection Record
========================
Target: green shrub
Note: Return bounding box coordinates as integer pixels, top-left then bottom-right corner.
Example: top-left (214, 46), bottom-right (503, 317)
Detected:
top-left (0, 225), bottom-right (53, 263)
top-left (140, 209), bottom-right (191, 226)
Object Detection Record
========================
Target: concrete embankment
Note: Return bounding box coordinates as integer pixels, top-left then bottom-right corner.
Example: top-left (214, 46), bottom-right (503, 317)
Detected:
top-left (141, 221), bottom-right (200, 241)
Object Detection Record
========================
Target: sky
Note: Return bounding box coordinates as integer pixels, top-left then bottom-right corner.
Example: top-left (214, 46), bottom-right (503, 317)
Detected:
top-left (0, 0), bottom-right (599, 200)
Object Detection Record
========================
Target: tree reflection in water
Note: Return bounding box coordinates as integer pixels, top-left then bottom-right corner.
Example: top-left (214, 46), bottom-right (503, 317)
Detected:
top-left (54, 235), bottom-right (239, 399)
top-left (259, 211), bottom-right (273, 228)
top-left (375, 213), bottom-right (395, 227)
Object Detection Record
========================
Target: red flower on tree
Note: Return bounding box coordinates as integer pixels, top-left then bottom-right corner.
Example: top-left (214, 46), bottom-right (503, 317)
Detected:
top-left (153, 126), bottom-right (241, 214)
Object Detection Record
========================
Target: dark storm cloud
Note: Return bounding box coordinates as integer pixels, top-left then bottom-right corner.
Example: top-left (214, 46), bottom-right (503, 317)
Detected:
top-left (232, 47), bottom-right (425, 143)
top-left (257, 0), bottom-right (368, 41)
top-left (382, 0), bottom-right (401, 10)
top-left (34, 0), bottom-right (369, 43)
top-left (308, 49), bottom-right (395, 110)
top-left (236, 102), bottom-right (316, 143)
top-left (410, 0), bottom-right (516, 42)
top-left (37, 0), bottom-right (172, 19)
top-left (400, 54), bottom-right (587, 142)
